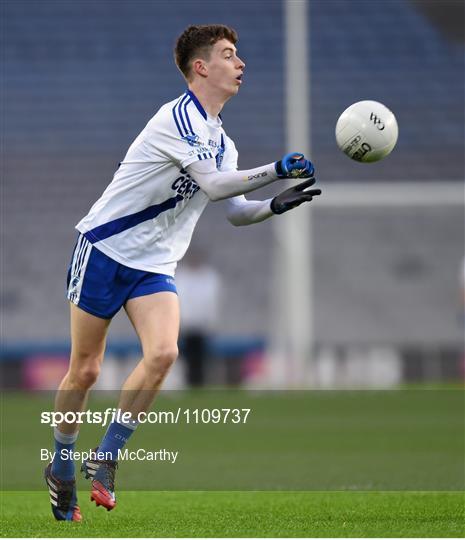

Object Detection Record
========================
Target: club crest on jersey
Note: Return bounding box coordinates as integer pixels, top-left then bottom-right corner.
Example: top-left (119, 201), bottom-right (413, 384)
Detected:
top-left (215, 147), bottom-right (224, 169)
top-left (182, 133), bottom-right (201, 147)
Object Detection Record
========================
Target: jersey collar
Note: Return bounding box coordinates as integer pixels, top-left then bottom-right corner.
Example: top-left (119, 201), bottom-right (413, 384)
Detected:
top-left (186, 89), bottom-right (223, 125)
top-left (186, 90), bottom-right (207, 120)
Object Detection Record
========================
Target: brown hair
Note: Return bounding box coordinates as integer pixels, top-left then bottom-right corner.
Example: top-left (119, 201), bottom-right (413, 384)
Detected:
top-left (174, 24), bottom-right (238, 80)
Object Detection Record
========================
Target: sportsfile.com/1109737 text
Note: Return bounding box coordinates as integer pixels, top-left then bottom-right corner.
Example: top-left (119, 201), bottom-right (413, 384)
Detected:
top-left (40, 408), bottom-right (252, 427)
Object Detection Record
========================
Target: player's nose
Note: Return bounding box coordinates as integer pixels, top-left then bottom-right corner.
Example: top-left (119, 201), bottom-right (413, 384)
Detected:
top-left (236, 56), bottom-right (245, 70)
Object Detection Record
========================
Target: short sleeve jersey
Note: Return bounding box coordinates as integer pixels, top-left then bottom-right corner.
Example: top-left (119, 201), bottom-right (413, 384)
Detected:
top-left (76, 90), bottom-right (238, 276)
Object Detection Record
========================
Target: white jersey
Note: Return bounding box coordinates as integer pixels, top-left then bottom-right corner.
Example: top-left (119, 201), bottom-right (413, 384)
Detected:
top-left (76, 90), bottom-right (238, 276)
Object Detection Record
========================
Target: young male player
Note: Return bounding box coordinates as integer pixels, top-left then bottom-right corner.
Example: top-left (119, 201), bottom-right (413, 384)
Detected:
top-left (44, 24), bottom-right (321, 521)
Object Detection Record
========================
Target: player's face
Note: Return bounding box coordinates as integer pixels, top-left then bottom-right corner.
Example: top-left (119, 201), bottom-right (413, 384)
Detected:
top-left (205, 39), bottom-right (245, 97)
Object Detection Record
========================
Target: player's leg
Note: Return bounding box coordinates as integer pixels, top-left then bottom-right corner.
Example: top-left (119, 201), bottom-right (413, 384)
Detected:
top-left (55, 303), bottom-right (110, 432)
top-left (46, 303), bottom-right (110, 521)
top-left (85, 290), bottom-right (179, 510)
top-left (119, 291), bottom-right (180, 412)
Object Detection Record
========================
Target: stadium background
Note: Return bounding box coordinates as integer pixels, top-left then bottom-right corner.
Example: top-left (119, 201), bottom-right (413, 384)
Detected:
top-left (2, 0), bottom-right (464, 389)
top-left (1, 2), bottom-right (464, 536)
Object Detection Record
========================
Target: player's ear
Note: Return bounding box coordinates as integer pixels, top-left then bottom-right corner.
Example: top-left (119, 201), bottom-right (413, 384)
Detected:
top-left (192, 58), bottom-right (208, 78)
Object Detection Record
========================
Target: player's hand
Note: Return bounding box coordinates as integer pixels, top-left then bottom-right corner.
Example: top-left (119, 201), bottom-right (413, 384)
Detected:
top-left (275, 152), bottom-right (315, 179)
top-left (270, 177), bottom-right (321, 214)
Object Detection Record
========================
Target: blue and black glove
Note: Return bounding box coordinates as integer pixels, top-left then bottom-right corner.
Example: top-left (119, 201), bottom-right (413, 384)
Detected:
top-left (270, 177), bottom-right (322, 215)
top-left (275, 152), bottom-right (315, 179)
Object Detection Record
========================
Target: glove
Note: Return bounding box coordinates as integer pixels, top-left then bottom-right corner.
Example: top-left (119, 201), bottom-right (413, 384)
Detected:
top-left (275, 152), bottom-right (315, 179)
top-left (270, 177), bottom-right (322, 215)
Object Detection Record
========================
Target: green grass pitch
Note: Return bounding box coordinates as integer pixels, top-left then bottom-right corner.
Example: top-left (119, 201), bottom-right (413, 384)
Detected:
top-left (1, 490), bottom-right (464, 537)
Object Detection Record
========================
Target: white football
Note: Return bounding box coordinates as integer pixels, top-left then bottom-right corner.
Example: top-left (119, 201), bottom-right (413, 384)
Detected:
top-left (335, 100), bottom-right (398, 162)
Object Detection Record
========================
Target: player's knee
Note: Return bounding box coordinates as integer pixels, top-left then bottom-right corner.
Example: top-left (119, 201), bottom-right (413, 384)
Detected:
top-left (144, 346), bottom-right (178, 376)
top-left (68, 354), bottom-right (102, 389)
top-left (70, 365), bottom-right (101, 389)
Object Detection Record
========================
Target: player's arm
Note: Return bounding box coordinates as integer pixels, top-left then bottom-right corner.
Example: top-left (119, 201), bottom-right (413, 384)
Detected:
top-left (186, 152), bottom-right (314, 201)
top-left (226, 177), bottom-right (322, 226)
top-left (225, 195), bottom-right (274, 226)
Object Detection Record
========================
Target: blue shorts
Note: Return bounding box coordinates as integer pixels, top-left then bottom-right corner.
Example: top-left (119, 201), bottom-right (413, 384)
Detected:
top-left (66, 234), bottom-right (177, 319)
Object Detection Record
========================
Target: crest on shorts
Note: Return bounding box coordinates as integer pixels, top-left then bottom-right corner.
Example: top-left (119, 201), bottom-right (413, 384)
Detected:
top-left (70, 275), bottom-right (80, 291)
